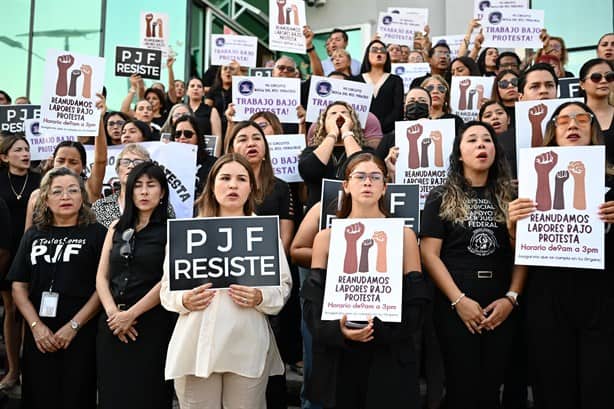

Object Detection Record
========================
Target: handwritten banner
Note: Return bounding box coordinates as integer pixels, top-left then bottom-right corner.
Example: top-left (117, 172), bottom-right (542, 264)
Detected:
top-left (322, 218), bottom-right (404, 322)
top-left (232, 76), bottom-right (301, 123)
top-left (268, 0), bottom-right (307, 53)
top-left (450, 76), bottom-right (495, 122)
top-left (515, 146), bottom-right (604, 269)
top-left (482, 9), bottom-right (544, 49)
top-left (211, 35), bottom-right (258, 68)
top-left (115, 46), bottom-right (162, 80)
top-left (266, 134), bottom-right (305, 183)
top-left (395, 119), bottom-right (455, 209)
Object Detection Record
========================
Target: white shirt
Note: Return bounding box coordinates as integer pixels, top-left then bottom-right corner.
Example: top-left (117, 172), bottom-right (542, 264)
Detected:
top-left (160, 240), bottom-right (293, 380)
top-left (322, 57), bottom-right (362, 76)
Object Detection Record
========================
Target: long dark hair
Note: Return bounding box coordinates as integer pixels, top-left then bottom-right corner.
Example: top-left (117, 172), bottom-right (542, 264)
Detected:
top-left (438, 121), bottom-right (513, 223)
top-left (477, 47), bottom-right (498, 75)
top-left (52, 141), bottom-right (87, 176)
top-left (445, 56), bottom-right (481, 84)
top-left (578, 58), bottom-right (614, 100)
top-left (337, 153), bottom-right (388, 218)
top-left (360, 40), bottom-right (392, 73)
top-left (0, 135), bottom-right (29, 168)
top-left (492, 69), bottom-right (519, 104)
top-left (115, 162), bottom-right (169, 233)
top-left (172, 114), bottom-right (210, 163)
top-left (103, 111), bottom-right (130, 144)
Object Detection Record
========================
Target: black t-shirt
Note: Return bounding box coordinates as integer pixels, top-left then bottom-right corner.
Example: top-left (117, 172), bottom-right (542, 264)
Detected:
top-left (255, 177), bottom-right (294, 221)
top-left (206, 86), bottom-right (232, 135)
top-left (0, 197), bottom-right (11, 251)
top-left (602, 115), bottom-right (614, 166)
top-left (420, 185), bottom-right (513, 276)
top-left (498, 127), bottom-right (517, 179)
top-left (193, 102), bottom-right (213, 136)
top-left (0, 170), bottom-right (42, 255)
top-left (8, 223), bottom-right (107, 311)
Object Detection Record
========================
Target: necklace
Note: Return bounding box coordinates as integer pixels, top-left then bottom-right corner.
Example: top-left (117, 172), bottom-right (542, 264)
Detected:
top-left (7, 170), bottom-right (29, 200)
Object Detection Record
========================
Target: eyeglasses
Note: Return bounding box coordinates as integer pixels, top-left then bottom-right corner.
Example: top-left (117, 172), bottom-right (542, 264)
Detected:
top-left (275, 65), bottom-right (296, 73)
top-left (498, 78), bottom-right (518, 89)
top-left (256, 121), bottom-right (270, 130)
top-left (349, 172), bottom-right (384, 183)
top-left (49, 187), bottom-right (81, 198)
top-left (499, 63), bottom-right (519, 70)
top-left (369, 46), bottom-right (387, 54)
top-left (175, 130), bottom-right (195, 138)
top-left (584, 71), bottom-right (614, 83)
top-left (425, 84), bottom-right (447, 94)
top-left (118, 158), bottom-right (147, 168)
top-left (552, 112), bottom-right (593, 127)
top-left (119, 228), bottom-right (135, 260)
top-left (108, 120), bottom-right (125, 128)
top-left (433, 50), bottom-right (451, 58)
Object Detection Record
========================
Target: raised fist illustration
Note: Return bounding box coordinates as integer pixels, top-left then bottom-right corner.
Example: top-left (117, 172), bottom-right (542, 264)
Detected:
top-left (343, 222), bottom-right (365, 274)
top-left (529, 103), bottom-right (548, 147)
top-left (156, 18), bottom-right (164, 38)
top-left (420, 138), bottom-right (432, 168)
top-left (291, 4), bottom-right (299, 25)
top-left (373, 231), bottom-right (388, 273)
top-left (458, 79), bottom-right (471, 110)
top-left (467, 89), bottom-right (477, 110)
top-left (406, 124), bottom-right (423, 169)
top-left (534, 151), bottom-right (558, 175)
top-left (534, 150), bottom-right (558, 211)
top-left (475, 84), bottom-right (486, 106)
top-left (80, 64), bottom-right (92, 98)
top-left (55, 54), bottom-right (75, 96)
top-left (145, 13), bottom-right (154, 37)
top-left (568, 161), bottom-right (586, 210)
top-left (68, 69), bottom-right (82, 97)
top-left (358, 239), bottom-right (374, 272)
top-left (430, 130), bottom-right (444, 167)
top-left (152, 21), bottom-right (158, 37)
top-left (276, 0), bottom-right (287, 24)
top-left (553, 169), bottom-right (569, 210)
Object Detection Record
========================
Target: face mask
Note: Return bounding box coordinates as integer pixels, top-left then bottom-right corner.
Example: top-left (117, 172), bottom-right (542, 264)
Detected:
top-left (405, 102), bottom-right (430, 120)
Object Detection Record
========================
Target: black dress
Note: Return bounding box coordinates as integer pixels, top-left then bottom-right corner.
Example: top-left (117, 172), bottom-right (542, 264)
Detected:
top-left (96, 221), bottom-right (176, 409)
top-left (7, 223), bottom-right (106, 409)
top-left (352, 74), bottom-right (404, 134)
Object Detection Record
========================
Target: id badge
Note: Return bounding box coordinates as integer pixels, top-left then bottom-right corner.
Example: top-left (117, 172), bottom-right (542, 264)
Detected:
top-left (39, 291), bottom-right (59, 318)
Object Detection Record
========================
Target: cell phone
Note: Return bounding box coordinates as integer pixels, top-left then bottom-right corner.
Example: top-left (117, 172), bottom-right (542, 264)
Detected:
top-left (336, 115), bottom-right (345, 129)
top-left (345, 320), bottom-right (367, 329)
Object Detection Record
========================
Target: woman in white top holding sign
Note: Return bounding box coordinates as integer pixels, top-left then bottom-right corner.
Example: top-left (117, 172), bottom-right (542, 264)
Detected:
top-left (160, 153), bottom-right (292, 409)
top-left (302, 152), bottom-right (428, 409)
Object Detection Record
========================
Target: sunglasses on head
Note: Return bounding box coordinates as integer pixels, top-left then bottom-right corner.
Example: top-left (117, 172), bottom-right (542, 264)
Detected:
top-left (584, 71), bottom-right (614, 83)
top-left (498, 78), bottom-right (518, 89)
top-left (552, 112), bottom-right (593, 127)
top-left (425, 84), bottom-right (447, 93)
top-left (275, 65), bottom-right (296, 73)
top-left (175, 130), bottom-right (195, 138)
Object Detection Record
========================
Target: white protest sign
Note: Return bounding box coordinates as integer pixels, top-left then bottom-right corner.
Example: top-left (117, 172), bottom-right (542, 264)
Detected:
top-left (85, 141), bottom-right (197, 219)
top-left (268, 0), bottom-right (307, 53)
top-left (391, 63), bottom-right (431, 93)
top-left (432, 34), bottom-right (478, 60)
top-left (40, 49), bottom-right (105, 136)
top-left (306, 75), bottom-right (373, 127)
top-left (449, 76), bottom-right (495, 122)
top-left (474, 0), bottom-right (529, 20)
top-left (395, 119), bottom-right (455, 209)
top-left (266, 134), bottom-right (305, 183)
top-left (515, 146), bottom-right (604, 269)
top-left (322, 218), bottom-right (404, 322)
top-left (140, 11), bottom-right (170, 57)
top-left (24, 118), bottom-right (77, 161)
top-left (232, 76), bottom-right (301, 123)
top-left (387, 7), bottom-right (429, 24)
top-left (211, 35), bottom-right (258, 68)
top-left (377, 12), bottom-right (421, 47)
top-left (514, 98), bottom-right (582, 154)
top-left (482, 9), bottom-right (544, 49)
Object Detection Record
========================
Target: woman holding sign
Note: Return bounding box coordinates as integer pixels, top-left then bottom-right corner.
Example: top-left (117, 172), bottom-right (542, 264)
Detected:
top-left (96, 162), bottom-right (175, 409)
top-left (420, 121), bottom-right (525, 409)
top-left (160, 153), bottom-right (292, 409)
top-left (507, 101), bottom-right (614, 409)
top-left (8, 167), bottom-right (105, 409)
top-left (302, 152), bottom-right (428, 409)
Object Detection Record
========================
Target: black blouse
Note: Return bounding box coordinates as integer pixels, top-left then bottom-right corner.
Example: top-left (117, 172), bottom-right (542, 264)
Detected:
top-left (352, 74), bottom-right (404, 134)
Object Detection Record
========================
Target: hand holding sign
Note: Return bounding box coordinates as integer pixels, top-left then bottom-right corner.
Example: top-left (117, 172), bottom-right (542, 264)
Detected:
top-left (229, 284), bottom-right (264, 308)
top-left (339, 315), bottom-right (374, 342)
top-left (182, 283), bottom-right (216, 311)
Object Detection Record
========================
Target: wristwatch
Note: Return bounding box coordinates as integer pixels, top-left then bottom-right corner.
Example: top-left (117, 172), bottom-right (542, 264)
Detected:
top-left (506, 291), bottom-right (519, 307)
top-left (70, 319), bottom-right (81, 331)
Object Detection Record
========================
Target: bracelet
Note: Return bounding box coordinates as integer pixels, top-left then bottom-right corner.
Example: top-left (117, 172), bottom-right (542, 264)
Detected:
top-left (30, 321), bottom-right (38, 328)
top-left (451, 293), bottom-right (466, 309)
top-left (341, 131), bottom-right (354, 140)
top-left (306, 46), bottom-right (315, 53)
top-left (504, 296), bottom-right (516, 307)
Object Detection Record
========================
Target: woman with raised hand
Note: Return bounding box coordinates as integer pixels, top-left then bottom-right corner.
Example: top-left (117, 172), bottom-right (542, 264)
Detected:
top-left (96, 162), bottom-right (175, 409)
top-left (160, 153), bottom-right (292, 409)
top-left (420, 121), bottom-right (525, 409)
top-left (507, 101), bottom-right (614, 409)
top-left (206, 61), bottom-right (240, 136)
top-left (302, 152), bottom-right (427, 409)
top-left (9, 167), bottom-right (106, 409)
top-left (186, 76), bottom-right (222, 147)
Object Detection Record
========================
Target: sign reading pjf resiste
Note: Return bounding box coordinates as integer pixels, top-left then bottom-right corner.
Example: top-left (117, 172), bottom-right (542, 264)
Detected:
top-left (168, 216), bottom-right (281, 290)
top-left (40, 49), bottom-right (105, 136)
top-left (115, 46), bottom-right (162, 80)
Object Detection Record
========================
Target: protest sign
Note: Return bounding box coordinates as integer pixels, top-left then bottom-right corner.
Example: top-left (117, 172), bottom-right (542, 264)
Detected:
top-left (39, 49), bottom-right (105, 136)
top-left (266, 134), bottom-right (305, 183)
top-left (474, 0), bottom-right (529, 20)
top-left (84, 141), bottom-right (197, 219)
top-left (391, 63), bottom-right (431, 93)
top-left (514, 98), bottom-right (582, 155)
top-left (114, 46), bottom-right (162, 80)
top-left (450, 76), bottom-right (495, 122)
top-left (24, 118), bottom-right (77, 161)
top-left (432, 34), bottom-right (478, 60)
top-left (319, 179), bottom-right (420, 232)
top-left (482, 9), bottom-right (544, 49)
top-left (322, 218), bottom-right (404, 322)
top-left (204, 135), bottom-right (219, 157)
top-left (558, 78), bottom-right (581, 99)
top-left (232, 76), bottom-right (301, 123)
top-left (268, 0), bottom-right (307, 53)
top-left (515, 146), bottom-right (604, 269)
top-left (306, 75), bottom-right (373, 127)
top-left (167, 216), bottom-right (281, 290)
top-left (395, 119), bottom-right (455, 209)
top-left (249, 67), bottom-right (273, 77)
top-left (211, 35), bottom-right (257, 68)
top-left (140, 11), bottom-right (170, 57)
top-left (387, 7), bottom-right (429, 23)
top-left (377, 12), bottom-right (422, 47)
top-left (0, 105), bottom-right (40, 134)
